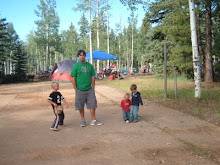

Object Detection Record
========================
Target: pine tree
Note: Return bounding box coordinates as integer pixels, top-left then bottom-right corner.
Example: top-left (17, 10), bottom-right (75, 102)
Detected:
top-left (12, 41), bottom-right (27, 80)
top-left (34, 0), bottom-right (60, 71)
top-left (0, 18), bottom-right (9, 76)
top-left (60, 23), bottom-right (79, 60)
top-left (76, 0), bottom-right (95, 64)
top-left (78, 13), bottom-right (89, 42)
top-left (6, 23), bottom-right (19, 75)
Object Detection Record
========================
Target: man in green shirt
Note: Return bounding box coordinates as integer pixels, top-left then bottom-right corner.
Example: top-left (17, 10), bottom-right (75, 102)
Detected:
top-left (71, 50), bottom-right (102, 127)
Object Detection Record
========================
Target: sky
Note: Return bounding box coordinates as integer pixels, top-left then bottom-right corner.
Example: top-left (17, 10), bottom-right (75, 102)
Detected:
top-left (0, 0), bottom-right (146, 42)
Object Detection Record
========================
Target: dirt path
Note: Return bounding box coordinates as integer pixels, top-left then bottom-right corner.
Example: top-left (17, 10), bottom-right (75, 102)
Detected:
top-left (0, 82), bottom-right (219, 165)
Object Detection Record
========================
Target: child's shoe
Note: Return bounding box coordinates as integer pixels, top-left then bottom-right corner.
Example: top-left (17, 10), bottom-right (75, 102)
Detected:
top-left (125, 120), bottom-right (129, 123)
top-left (50, 127), bottom-right (58, 131)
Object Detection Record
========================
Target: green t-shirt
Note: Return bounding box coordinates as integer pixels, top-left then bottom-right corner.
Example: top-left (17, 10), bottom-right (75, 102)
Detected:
top-left (71, 61), bottom-right (95, 91)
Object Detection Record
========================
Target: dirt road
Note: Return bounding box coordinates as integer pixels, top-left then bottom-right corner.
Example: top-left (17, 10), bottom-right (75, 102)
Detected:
top-left (0, 82), bottom-right (219, 165)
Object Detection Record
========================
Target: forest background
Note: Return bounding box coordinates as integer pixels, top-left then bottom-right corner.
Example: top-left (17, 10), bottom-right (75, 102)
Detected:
top-left (0, 0), bottom-right (219, 83)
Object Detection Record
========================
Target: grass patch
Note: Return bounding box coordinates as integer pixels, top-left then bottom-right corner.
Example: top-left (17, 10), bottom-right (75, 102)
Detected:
top-left (216, 114), bottom-right (220, 119)
top-left (213, 105), bottom-right (220, 113)
top-left (143, 118), bottom-right (151, 122)
top-left (178, 139), bottom-right (208, 156)
top-left (102, 76), bottom-right (220, 101)
top-left (195, 107), bottom-right (203, 114)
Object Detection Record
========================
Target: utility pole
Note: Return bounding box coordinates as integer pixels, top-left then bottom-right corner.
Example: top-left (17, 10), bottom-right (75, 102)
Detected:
top-left (188, 0), bottom-right (202, 98)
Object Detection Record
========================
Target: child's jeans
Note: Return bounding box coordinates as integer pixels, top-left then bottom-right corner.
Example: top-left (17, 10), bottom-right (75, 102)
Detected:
top-left (122, 110), bottom-right (130, 121)
top-left (130, 105), bottom-right (139, 122)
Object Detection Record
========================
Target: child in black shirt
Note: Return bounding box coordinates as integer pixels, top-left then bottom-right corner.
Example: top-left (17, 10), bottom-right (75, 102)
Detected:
top-left (48, 82), bottom-right (68, 131)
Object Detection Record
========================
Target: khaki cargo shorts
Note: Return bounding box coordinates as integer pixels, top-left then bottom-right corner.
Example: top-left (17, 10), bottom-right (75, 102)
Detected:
top-left (75, 88), bottom-right (97, 110)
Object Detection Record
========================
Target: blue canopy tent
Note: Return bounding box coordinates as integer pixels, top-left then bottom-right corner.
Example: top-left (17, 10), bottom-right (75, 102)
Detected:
top-left (85, 50), bottom-right (118, 60)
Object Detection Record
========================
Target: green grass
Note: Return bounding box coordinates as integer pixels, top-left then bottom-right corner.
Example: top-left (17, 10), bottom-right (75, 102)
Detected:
top-left (102, 76), bottom-right (220, 125)
top-left (216, 114), bottom-right (220, 119)
top-left (178, 139), bottom-right (208, 156)
top-left (103, 76), bottom-right (220, 101)
top-left (195, 107), bottom-right (203, 114)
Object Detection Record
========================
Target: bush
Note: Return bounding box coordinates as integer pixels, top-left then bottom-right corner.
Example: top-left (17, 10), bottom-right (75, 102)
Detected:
top-left (27, 75), bottom-right (35, 81)
top-left (0, 74), bottom-right (27, 84)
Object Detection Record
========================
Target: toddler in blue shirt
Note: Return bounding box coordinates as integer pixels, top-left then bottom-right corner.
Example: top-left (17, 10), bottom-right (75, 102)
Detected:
top-left (130, 84), bottom-right (143, 122)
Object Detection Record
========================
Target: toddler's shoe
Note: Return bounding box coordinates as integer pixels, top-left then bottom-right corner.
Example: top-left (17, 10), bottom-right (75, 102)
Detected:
top-left (125, 120), bottom-right (129, 123)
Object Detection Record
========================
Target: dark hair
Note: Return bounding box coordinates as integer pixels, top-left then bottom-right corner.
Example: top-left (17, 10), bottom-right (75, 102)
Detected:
top-left (130, 84), bottom-right (137, 90)
top-left (77, 50), bottom-right (86, 56)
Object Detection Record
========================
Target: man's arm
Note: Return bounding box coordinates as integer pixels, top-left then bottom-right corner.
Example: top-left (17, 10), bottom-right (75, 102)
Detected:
top-left (72, 77), bottom-right (77, 91)
top-left (91, 76), bottom-right (95, 88)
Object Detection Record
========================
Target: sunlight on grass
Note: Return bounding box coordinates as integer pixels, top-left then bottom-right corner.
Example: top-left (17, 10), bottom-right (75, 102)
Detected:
top-left (102, 76), bottom-right (220, 101)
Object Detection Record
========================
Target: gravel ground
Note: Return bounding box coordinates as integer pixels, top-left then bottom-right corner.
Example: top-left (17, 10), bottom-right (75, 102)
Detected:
top-left (0, 82), bottom-right (219, 165)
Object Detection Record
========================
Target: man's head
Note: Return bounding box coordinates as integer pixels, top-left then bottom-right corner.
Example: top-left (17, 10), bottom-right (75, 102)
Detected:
top-left (78, 50), bottom-right (86, 63)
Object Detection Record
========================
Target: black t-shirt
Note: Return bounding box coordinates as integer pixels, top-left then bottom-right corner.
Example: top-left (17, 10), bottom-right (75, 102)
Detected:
top-left (48, 91), bottom-right (64, 106)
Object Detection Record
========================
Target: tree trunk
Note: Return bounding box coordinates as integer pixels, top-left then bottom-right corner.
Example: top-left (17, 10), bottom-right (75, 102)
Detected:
top-left (188, 0), bottom-right (202, 98)
top-left (36, 48), bottom-right (39, 74)
top-left (55, 51), bottom-right (57, 63)
top-left (106, 0), bottom-right (110, 68)
top-left (45, 24), bottom-right (49, 71)
top-left (131, 22), bottom-right (134, 70)
top-left (196, 1), bottom-right (205, 75)
top-left (204, 0), bottom-right (213, 82)
top-left (96, 0), bottom-right (100, 72)
top-left (89, 0), bottom-right (93, 64)
top-left (119, 34), bottom-right (121, 70)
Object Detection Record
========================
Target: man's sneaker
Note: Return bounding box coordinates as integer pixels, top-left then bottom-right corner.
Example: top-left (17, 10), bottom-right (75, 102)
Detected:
top-left (90, 120), bottom-right (103, 126)
top-left (50, 127), bottom-right (58, 131)
top-left (81, 120), bottom-right (86, 127)
top-left (125, 120), bottom-right (129, 123)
